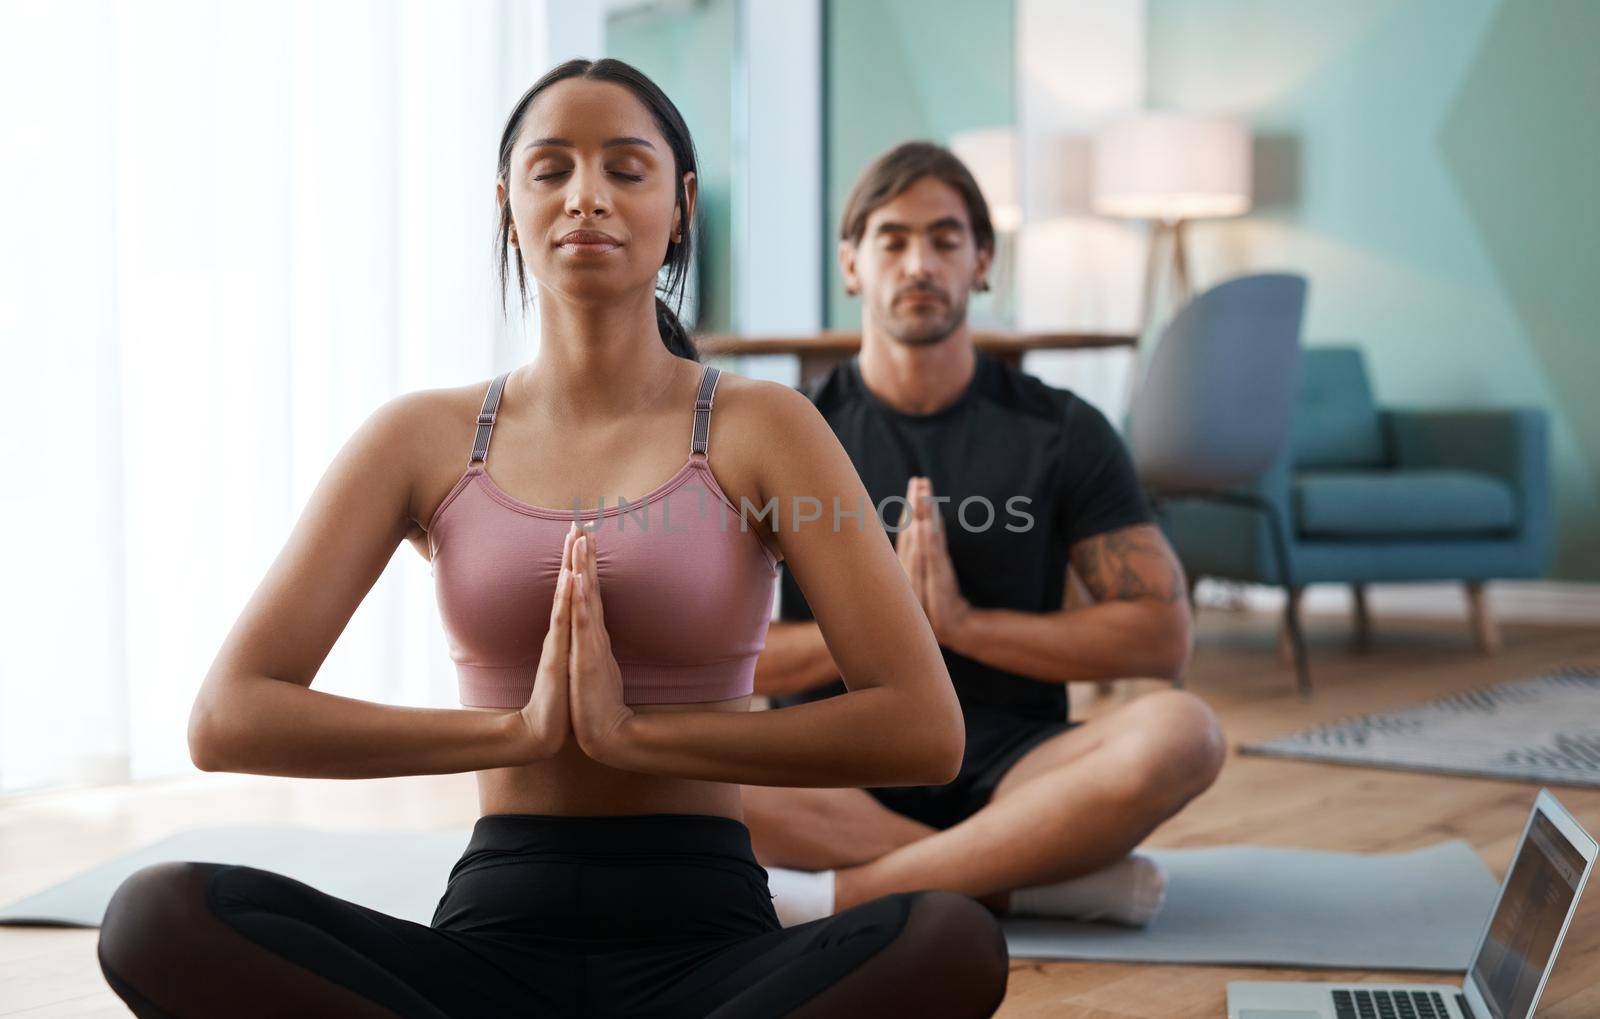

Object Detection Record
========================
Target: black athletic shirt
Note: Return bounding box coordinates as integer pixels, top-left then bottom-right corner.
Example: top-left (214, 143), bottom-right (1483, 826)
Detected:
top-left (769, 350), bottom-right (1152, 724)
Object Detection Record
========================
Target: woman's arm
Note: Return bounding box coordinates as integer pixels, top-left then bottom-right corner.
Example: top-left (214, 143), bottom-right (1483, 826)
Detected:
top-left (581, 380), bottom-right (965, 788)
top-left (188, 391), bottom-right (534, 779)
top-left (750, 620), bottom-right (840, 698)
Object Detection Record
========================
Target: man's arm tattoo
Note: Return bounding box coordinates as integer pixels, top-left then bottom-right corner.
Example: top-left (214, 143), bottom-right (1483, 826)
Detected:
top-left (1069, 524), bottom-right (1186, 604)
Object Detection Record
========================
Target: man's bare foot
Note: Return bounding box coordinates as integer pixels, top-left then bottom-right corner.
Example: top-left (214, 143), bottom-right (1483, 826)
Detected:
top-left (1005, 854), bottom-right (1167, 927)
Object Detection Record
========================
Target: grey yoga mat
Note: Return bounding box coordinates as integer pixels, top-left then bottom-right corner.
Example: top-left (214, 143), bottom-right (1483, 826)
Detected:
top-left (0, 826), bottom-right (1496, 971)
top-left (999, 841), bottom-right (1497, 970)
top-left (0, 825), bottom-right (473, 928)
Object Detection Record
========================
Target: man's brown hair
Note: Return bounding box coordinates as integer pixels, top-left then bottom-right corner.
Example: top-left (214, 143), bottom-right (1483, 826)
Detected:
top-left (838, 141), bottom-right (996, 255)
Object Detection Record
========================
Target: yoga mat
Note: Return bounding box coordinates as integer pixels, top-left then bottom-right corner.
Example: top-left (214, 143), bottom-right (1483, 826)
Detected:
top-left (999, 841), bottom-right (1497, 970)
top-left (0, 825), bottom-right (472, 928)
top-left (1, 826), bottom-right (1497, 971)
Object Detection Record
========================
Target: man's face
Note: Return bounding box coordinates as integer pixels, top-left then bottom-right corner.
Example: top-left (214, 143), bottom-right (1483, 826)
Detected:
top-left (840, 176), bottom-right (992, 346)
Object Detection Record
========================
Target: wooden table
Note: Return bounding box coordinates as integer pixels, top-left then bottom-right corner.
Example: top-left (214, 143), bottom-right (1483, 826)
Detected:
top-left (696, 331), bottom-right (1136, 387)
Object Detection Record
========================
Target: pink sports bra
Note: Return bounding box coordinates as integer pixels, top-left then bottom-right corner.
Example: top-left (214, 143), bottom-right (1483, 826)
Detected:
top-left (428, 363), bottom-right (781, 708)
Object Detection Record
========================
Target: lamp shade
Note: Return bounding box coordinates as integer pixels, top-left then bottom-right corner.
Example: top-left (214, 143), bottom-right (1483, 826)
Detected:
top-left (949, 127), bottom-right (1022, 232)
top-left (1092, 112), bottom-right (1251, 221)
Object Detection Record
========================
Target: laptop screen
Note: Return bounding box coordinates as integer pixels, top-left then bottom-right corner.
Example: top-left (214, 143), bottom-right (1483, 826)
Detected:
top-left (1469, 809), bottom-right (1588, 1019)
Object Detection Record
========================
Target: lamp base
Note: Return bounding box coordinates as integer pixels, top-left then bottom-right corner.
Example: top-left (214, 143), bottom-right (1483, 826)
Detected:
top-left (1136, 218), bottom-right (1193, 340)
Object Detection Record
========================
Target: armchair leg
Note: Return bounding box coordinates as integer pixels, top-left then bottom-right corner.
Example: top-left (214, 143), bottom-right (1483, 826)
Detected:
top-left (1465, 581), bottom-right (1501, 655)
top-left (1246, 494), bottom-right (1312, 698)
top-left (1282, 585), bottom-right (1311, 697)
top-left (1278, 583), bottom-right (1309, 661)
top-left (1165, 489), bottom-right (1313, 696)
top-left (1352, 583), bottom-right (1372, 647)
top-left (1278, 602), bottom-right (1294, 665)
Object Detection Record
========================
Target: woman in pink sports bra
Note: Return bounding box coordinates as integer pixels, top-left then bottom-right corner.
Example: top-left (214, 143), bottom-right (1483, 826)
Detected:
top-left (96, 58), bottom-right (1009, 1019)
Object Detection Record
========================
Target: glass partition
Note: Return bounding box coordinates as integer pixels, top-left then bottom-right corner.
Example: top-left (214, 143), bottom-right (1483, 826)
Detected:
top-left (606, 0), bottom-right (739, 333)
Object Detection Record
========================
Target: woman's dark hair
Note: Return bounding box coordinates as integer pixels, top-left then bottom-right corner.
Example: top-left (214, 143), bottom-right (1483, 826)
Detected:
top-left (839, 141), bottom-right (996, 261)
top-left (494, 58), bottom-right (700, 361)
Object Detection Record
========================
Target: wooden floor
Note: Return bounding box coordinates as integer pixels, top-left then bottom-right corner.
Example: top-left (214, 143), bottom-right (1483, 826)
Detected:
top-left (2, 610), bottom-right (1598, 1017)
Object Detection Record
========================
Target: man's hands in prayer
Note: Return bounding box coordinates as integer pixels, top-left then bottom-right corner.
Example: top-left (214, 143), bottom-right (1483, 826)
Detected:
top-left (894, 476), bottom-right (972, 650)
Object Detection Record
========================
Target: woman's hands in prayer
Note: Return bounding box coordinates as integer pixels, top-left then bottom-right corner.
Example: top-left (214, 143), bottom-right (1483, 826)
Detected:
top-left (518, 522), bottom-right (580, 760)
top-left (566, 525), bottom-right (635, 761)
top-left (517, 521), bottom-right (634, 763)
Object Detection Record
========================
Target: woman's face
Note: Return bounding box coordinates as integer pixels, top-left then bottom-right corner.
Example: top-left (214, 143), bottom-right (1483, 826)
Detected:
top-left (498, 77), bottom-right (696, 305)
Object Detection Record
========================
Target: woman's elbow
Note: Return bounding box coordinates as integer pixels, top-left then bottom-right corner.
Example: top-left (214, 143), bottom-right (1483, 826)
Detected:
top-left (914, 694), bottom-right (966, 785)
top-left (924, 725), bottom-right (964, 785)
top-left (187, 695), bottom-right (228, 772)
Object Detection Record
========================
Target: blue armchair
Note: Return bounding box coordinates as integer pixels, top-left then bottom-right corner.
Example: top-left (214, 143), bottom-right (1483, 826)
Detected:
top-left (1156, 346), bottom-right (1551, 681)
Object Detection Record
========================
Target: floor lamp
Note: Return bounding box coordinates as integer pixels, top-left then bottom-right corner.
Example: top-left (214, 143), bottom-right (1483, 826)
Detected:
top-left (1091, 112), bottom-right (1252, 340)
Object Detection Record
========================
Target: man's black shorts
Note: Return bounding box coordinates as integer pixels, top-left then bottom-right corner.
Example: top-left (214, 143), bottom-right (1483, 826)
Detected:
top-left (867, 706), bottom-right (1083, 830)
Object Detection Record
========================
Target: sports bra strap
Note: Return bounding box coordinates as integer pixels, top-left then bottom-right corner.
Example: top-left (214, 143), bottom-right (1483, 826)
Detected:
top-left (472, 366), bottom-right (716, 466)
top-left (470, 372), bottom-right (510, 465)
top-left (690, 364), bottom-right (721, 458)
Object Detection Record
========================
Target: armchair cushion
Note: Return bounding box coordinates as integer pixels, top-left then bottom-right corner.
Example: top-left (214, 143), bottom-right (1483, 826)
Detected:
top-left (1294, 469), bottom-right (1517, 538)
top-left (1290, 347), bottom-right (1388, 470)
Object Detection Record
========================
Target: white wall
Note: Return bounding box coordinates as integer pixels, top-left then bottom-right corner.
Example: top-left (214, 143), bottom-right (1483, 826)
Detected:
top-left (1013, 0), bottom-right (1146, 423)
top-left (734, 0), bottom-right (822, 353)
top-left (729, 0), bottom-right (820, 390)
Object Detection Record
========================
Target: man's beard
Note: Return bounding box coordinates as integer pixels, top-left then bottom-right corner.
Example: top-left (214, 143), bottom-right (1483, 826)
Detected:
top-left (881, 292), bottom-right (967, 346)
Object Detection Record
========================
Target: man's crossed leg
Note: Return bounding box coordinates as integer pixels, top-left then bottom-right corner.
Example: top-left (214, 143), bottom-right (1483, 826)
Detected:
top-left (741, 689), bottom-right (1225, 921)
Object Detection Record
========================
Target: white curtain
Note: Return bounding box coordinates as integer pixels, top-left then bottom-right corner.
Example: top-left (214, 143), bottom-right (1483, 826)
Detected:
top-left (0, 0), bottom-right (546, 794)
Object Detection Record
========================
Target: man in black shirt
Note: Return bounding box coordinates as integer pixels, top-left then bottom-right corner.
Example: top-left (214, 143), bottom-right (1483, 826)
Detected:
top-left (741, 142), bottom-right (1225, 928)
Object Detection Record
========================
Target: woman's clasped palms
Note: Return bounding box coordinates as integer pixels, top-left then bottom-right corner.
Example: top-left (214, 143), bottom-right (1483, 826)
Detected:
top-left (519, 521), bottom-right (636, 764)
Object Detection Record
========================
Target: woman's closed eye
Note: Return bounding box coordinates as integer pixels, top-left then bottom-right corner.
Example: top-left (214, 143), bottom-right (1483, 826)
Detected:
top-left (531, 169), bottom-right (646, 183)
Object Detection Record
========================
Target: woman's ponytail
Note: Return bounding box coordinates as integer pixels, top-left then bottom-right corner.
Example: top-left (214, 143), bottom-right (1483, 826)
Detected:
top-left (654, 296), bottom-right (699, 362)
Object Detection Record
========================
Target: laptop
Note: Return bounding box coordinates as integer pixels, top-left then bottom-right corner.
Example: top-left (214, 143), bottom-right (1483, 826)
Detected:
top-left (1227, 789), bottom-right (1595, 1019)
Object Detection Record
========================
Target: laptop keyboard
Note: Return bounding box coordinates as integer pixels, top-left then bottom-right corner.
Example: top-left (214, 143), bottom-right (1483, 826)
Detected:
top-left (1331, 988), bottom-right (1453, 1019)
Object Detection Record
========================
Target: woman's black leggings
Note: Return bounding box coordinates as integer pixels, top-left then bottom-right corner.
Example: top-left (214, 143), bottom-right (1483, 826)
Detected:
top-left (96, 812), bottom-right (1010, 1018)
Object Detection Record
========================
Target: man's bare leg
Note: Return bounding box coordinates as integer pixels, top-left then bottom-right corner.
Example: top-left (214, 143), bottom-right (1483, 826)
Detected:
top-left (741, 785), bottom-right (936, 871)
top-left (743, 690), bottom-right (1225, 914)
top-left (834, 690), bottom-right (1224, 910)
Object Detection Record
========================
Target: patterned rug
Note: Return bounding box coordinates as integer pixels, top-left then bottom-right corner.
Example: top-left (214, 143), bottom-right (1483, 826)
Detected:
top-left (1240, 666), bottom-right (1600, 787)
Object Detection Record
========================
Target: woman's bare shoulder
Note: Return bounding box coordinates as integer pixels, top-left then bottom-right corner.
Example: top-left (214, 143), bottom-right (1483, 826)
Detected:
top-left (707, 371), bottom-right (833, 457)
top-left (379, 381), bottom-right (483, 468)
top-left (378, 379), bottom-right (497, 551)
top-left (703, 370), bottom-right (852, 507)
